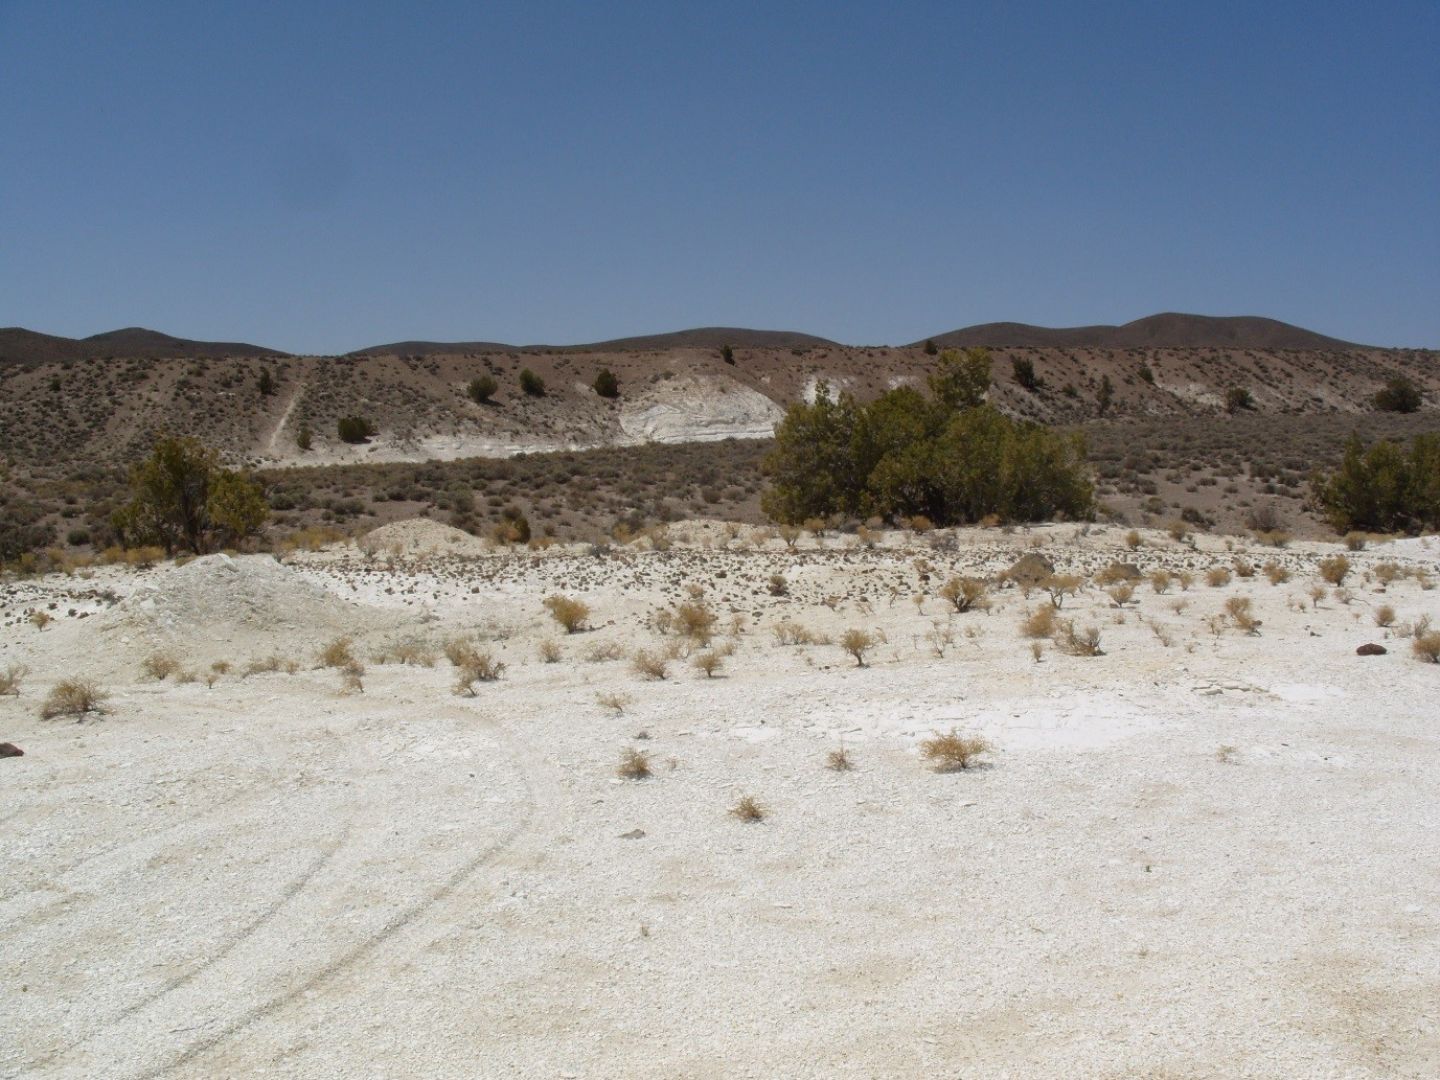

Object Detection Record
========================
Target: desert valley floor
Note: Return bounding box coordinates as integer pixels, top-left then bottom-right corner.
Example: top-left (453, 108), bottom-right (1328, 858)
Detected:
top-left (2, 519), bottom-right (1437, 1078)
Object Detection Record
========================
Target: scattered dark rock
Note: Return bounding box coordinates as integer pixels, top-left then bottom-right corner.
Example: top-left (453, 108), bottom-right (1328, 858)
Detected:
top-left (1356, 643), bottom-right (1387, 656)
top-left (0, 743), bottom-right (23, 758)
top-left (619, 829), bottom-right (646, 840)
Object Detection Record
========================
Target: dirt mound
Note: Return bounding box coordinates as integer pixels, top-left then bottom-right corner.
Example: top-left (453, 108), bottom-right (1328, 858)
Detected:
top-left (101, 553), bottom-right (381, 639)
top-left (359, 519), bottom-right (488, 558)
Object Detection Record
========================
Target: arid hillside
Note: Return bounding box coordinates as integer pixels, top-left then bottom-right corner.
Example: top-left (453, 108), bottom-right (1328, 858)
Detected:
top-left (1, 339), bottom-right (1435, 469)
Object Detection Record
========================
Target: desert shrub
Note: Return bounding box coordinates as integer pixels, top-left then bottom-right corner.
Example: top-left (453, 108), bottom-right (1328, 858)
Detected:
top-left (585, 640), bottom-right (627, 663)
top-left (1374, 604), bottom-right (1396, 628)
top-left (317, 636), bottom-right (356, 669)
top-left (1125, 529), bottom-right (1142, 550)
top-left (826, 747), bottom-right (853, 771)
top-left (111, 434), bottom-right (267, 555)
top-left (519, 369), bottom-right (546, 397)
top-left (1344, 531), bottom-right (1368, 551)
top-left (920, 729), bottom-right (991, 771)
top-left (1021, 604), bottom-right (1057, 639)
top-left (593, 369), bottom-right (620, 398)
top-left (1313, 434), bottom-right (1440, 534)
top-left (840, 628), bottom-right (878, 666)
top-left (1374, 561), bottom-right (1403, 586)
top-left (1263, 561), bottom-right (1291, 585)
top-left (381, 639), bottom-right (438, 667)
top-left (773, 622), bottom-right (821, 646)
top-left (767, 573), bottom-right (788, 597)
top-left (1411, 631), bottom-right (1440, 663)
top-left (1055, 620), bottom-right (1103, 656)
top-left (493, 506), bottom-right (531, 544)
top-left (296, 424), bottom-right (313, 451)
top-left (467, 375), bottom-right (498, 404)
top-left (1149, 570), bottom-right (1172, 593)
top-left (1012, 357), bottom-right (1041, 391)
top-left (1107, 582), bottom-right (1135, 607)
top-left (1042, 573), bottom-right (1083, 608)
top-left (692, 651), bottom-right (724, 678)
top-left (538, 638), bottom-right (562, 663)
top-left (596, 691), bottom-right (632, 713)
top-left (1205, 567), bottom-right (1232, 588)
top-left (543, 594), bottom-right (591, 633)
top-left (673, 601), bottom-right (718, 644)
top-left (938, 576), bottom-right (989, 613)
top-left (337, 416), bottom-right (375, 444)
top-left (1374, 375), bottom-right (1422, 413)
top-left (338, 659), bottom-right (365, 694)
top-left (40, 679), bottom-right (108, 719)
top-left (1094, 562), bottom-right (1137, 586)
top-left (0, 664), bottom-right (27, 695)
top-left (1225, 386), bottom-right (1254, 413)
top-left (761, 349), bottom-right (1091, 526)
top-left (1225, 596), bottom-right (1261, 634)
top-left (720, 344), bottom-right (735, 365)
top-left (452, 651), bottom-right (504, 694)
top-left (617, 748), bottom-right (651, 780)
top-left (631, 649), bottom-right (670, 680)
top-left (1319, 555), bottom-right (1350, 586)
top-left (730, 794), bottom-right (766, 822)
top-left (142, 651), bottom-right (182, 680)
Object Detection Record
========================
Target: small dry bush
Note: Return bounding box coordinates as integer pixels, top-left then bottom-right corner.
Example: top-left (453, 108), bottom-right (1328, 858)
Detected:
top-left (1263, 561), bottom-right (1290, 585)
top-left (584, 640), bottom-right (627, 662)
top-left (1319, 555), bottom-right (1350, 586)
top-left (1343, 532), bottom-right (1368, 552)
top-left (1094, 563), bottom-right (1137, 587)
top-left (543, 594), bottom-right (591, 633)
top-left (317, 636), bottom-right (356, 669)
top-left (381, 639), bottom-right (438, 667)
top-left (730, 795), bottom-right (766, 822)
top-left (339, 660), bottom-right (365, 695)
top-left (40, 679), bottom-right (108, 720)
top-left (773, 622), bottom-right (820, 646)
top-left (631, 649), bottom-right (670, 680)
top-left (617, 748), bottom-right (651, 780)
top-left (938, 576), bottom-right (989, 613)
top-left (1177, 571), bottom-right (1196, 591)
top-left (692, 651), bottom-right (724, 678)
top-left (1043, 573), bottom-right (1083, 608)
top-left (243, 654), bottom-right (300, 676)
top-left (920, 729), bottom-right (991, 771)
top-left (1225, 596), bottom-right (1261, 634)
top-left (1108, 582), bottom-right (1135, 607)
top-left (674, 601), bottom-right (718, 644)
top-left (1233, 558), bottom-right (1255, 579)
top-left (1125, 529), bottom-right (1142, 550)
top-left (596, 691), bottom-right (632, 714)
top-left (1374, 604), bottom-right (1397, 629)
top-left (1149, 570), bottom-right (1172, 594)
top-left (1205, 567), bottom-right (1232, 588)
top-left (29, 611), bottom-right (52, 630)
top-left (767, 573), bottom-right (788, 596)
top-left (141, 651), bottom-right (182, 681)
top-left (452, 651), bottom-right (504, 694)
top-left (1413, 632), bottom-right (1440, 664)
top-left (1021, 604), bottom-right (1057, 639)
top-left (1373, 562), bottom-right (1403, 587)
top-left (0, 664), bottom-right (28, 695)
top-left (1055, 620), bottom-right (1103, 656)
top-left (538, 638), bottom-right (562, 664)
top-left (826, 747), bottom-right (853, 771)
top-left (840, 628), bottom-right (878, 666)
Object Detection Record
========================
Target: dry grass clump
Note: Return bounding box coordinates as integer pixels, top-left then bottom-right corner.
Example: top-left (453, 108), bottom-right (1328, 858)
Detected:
top-left (1055, 620), bottom-right (1104, 656)
top-left (584, 640), bottom-right (627, 662)
top-left (378, 638), bottom-right (438, 667)
top-left (1107, 582), bottom-right (1135, 607)
top-left (1263, 561), bottom-right (1291, 585)
top-left (840, 628), bottom-right (879, 666)
top-left (826, 747), bottom-right (853, 771)
top-left (1319, 555), bottom-right (1351, 586)
top-left (672, 601), bottom-right (719, 645)
top-left (938, 576), bottom-right (989, 613)
top-left (141, 651), bottom-right (183, 681)
top-left (243, 654), bottom-right (300, 676)
top-left (1125, 529), bottom-right (1142, 550)
top-left (730, 794), bottom-right (766, 822)
top-left (1343, 532), bottom-right (1368, 552)
top-left (617, 748), bottom-right (652, 780)
top-left (543, 594), bottom-right (591, 633)
top-left (29, 611), bottom-right (52, 630)
top-left (692, 651), bottom-right (724, 678)
top-left (1205, 566), bottom-right (1232, 588)
top-left (920, 729), bottom-right (992, 771)
top-left (40, 679), bottom-right (108, 720)
top-left (1094, 562), bottom-right (1137, 587)
top-left (1373, 562), bottom-right (1403, 587)
top-left (538, 638), bottom-right (562, 664)
top-left (631, 649), bottom-right (670, 681)
top-left (1413, 632), bottom-right (1440, 664)
top-left (773, 622), bottom-right (824, 646)
top-left (317, 636), bottom-right (356, 669)
top-left (1021, 604), bottom-right (1057, 639)
top-left (0, 664), bottom-right (28, 695)
top-left (1373, 604), bottom-right (1397, 629)
top-left (596, 691), bottom-right (632, 714)
top-left (1225, 596), bottom-right (1262, 634)
top-left (1149, 570), bottom-right (1172, 594)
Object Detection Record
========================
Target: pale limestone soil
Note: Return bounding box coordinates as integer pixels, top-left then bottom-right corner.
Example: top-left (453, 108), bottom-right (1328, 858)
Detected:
top-left (1, 524), bottom-right (1437, 1078)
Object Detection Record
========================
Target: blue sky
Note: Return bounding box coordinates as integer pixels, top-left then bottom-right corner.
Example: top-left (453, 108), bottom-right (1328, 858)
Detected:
top-left (1, 1), bottom-right (1435, 352)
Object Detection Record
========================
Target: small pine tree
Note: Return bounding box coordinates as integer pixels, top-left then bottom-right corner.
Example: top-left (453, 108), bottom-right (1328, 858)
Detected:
top-left (258, 368), bottom-right (275, 396)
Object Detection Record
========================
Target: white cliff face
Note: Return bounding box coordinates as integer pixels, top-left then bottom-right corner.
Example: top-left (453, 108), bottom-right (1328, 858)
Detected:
top-left (619, 374), bottom-right (786, 443)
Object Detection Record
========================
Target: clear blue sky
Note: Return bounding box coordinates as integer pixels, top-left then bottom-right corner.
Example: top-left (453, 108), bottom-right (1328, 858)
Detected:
top-left (2, 1), bottom-right (1436, 352)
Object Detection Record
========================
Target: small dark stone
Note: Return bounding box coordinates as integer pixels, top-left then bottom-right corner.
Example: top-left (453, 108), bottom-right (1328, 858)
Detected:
top-left (0, 743), bottom-right (23, 758)
top-left (1356, 643), bottom-right (1387, 656)
top-left (619, 829), bottom-right (646, 840)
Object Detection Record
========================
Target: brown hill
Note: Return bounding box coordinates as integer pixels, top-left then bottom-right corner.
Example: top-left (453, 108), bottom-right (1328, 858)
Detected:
top-left (919, 314), bottom-right (1361, 351)
top-left (0, 326), bottom-right (287, 364)
top-left (346, 326), bottom-right (838, 356)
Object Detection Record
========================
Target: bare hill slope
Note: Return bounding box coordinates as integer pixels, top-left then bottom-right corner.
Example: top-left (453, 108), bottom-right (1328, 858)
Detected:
top-left (921, 313), bottom-right (1361, 350)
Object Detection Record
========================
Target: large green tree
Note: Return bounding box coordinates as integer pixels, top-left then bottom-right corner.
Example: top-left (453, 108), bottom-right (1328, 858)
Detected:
top-left (112, 435), bottom-right (269, 554)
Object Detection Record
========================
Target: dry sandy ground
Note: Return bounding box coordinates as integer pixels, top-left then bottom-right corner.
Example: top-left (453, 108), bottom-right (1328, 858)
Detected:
top-left (2, 522), bottom-right (1438, 1078)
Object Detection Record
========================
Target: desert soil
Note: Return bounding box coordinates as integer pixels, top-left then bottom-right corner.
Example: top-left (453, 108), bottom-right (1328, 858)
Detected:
top-left (2, 521), bottom-right (1438, 1078)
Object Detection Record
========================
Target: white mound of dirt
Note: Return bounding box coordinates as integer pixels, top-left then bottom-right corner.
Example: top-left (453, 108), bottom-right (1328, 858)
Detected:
top-left (100, 553), bottom-right (382, 639)
top-left (358, 518), bottom-right (489, 558)
top-left (619, 374), bottom-right (784, 443)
